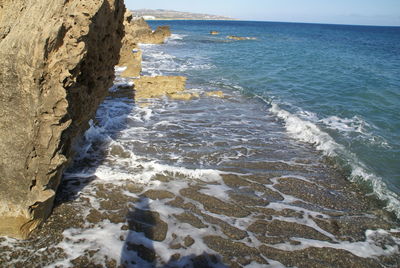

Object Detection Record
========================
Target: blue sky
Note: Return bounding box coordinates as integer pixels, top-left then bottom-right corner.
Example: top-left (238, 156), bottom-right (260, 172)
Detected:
top-left (125, 0), bottom-right (400, 26)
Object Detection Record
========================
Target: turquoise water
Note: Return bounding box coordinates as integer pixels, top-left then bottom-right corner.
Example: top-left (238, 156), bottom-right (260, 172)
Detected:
top-left (148, 20), bottom-right (400, 215)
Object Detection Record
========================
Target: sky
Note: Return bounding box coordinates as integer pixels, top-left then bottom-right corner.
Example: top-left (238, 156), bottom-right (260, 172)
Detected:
top-left (125, 0), bottom-right (400, 26)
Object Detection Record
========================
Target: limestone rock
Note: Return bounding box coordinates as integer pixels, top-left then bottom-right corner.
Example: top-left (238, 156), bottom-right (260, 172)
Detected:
top-left (150, 26), bottom-right (172, 43)
top-left (227, 35), bottom-right (257, 41)
top-left (134, 76), bottom-right (187, 99)
top-left (0, 0), bottom-right (125, 238)
top-left (121, 13), bottom-right (171, 47)
top-left (118, 12), bottom-right (171, 78)
top-left (168, 92), bottom-right (200, 101)
top-left (205, 91), bottom-right (225, 98)
top-left (118, 11), bottom-right (144, 67)
top-left (121, 61), bottom-right (142, 78)
top-left (136, 24), bottom-right (172, 44)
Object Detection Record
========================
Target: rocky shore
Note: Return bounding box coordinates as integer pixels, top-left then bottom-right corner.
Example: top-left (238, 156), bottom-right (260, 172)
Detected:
top-left (1, 2), bottom-right (400, 268)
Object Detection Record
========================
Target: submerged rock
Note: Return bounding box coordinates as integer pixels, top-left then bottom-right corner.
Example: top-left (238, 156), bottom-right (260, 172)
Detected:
top-left (134, 76), bottom-right (187, 99)
top-left (168, 91), bottom-right (200, 101)
top-left (0, 0), bottom-right (125, 238)
top-left (205, 90), bottom-right (225, 98)
top-left (227, 35), bottom-right (257, 41)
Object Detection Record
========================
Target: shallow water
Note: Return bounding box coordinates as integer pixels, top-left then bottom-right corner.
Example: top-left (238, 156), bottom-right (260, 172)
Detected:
top-left (146, 21), bottom-right (400, 217)
top-left (1, 23), bottom-right (400, 267)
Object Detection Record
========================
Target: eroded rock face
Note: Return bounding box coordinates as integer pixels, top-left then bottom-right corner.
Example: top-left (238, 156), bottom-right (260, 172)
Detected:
top-left (118, 12), bottom-right (172, 74)
top-left (0, 0), bottom-right (125, 238)
top-left (128, 18), bottom-right (171, 45)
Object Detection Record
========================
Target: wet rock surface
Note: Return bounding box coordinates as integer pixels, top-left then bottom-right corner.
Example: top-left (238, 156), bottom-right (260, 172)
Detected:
top-left (2, 98), bottom-right (399, 267)
top-left (133, 75), bottom-right (187, 99)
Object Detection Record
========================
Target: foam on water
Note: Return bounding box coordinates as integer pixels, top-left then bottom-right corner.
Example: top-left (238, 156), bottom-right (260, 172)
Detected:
top-left (46, 75), bottom-right (398, 266)
top-left (268, 101), bottom-right (400, 218)
top-left (139, 35), bottom-right (215, 77)
top-left (271, 228), bottom-right (400, 258)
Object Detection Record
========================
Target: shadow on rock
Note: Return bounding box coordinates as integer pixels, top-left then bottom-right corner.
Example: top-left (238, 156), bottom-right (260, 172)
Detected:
top-left (54, 85), bottom-right (135, 207)
top-left (120, 197), bottom-right (226, 268)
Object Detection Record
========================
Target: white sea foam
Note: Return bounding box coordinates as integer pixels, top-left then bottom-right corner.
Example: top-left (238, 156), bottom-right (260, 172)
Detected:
top-left (272, 228), bottom-right (400, 258)
top-left (320, 115), bottom-right (369, 133)
top-left (319, 115), bottom-right (390, 148)
top-left (139, 40), bottom-right (214, 77)
top-left (46, 222), bottom-right (126, 268)
top-left (114, 66), bottom-right (127, 73)
top-left (269, 102), bottom-right (400, 218)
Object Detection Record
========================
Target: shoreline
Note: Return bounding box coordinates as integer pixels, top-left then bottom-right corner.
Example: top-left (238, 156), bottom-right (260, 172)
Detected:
top-left (1, 14), bottom-right (400, 268)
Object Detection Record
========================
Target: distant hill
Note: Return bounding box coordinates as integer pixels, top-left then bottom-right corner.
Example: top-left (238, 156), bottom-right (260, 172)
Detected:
top-left (131, 9), bottom-right (235, 21)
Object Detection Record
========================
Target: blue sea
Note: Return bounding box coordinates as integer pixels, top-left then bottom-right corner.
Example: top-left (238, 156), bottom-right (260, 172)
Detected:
top-left (146, 20), bottom-right (400, 216)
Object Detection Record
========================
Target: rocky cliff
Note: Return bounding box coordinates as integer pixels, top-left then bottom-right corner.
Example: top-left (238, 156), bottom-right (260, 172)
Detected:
top-left (0, 0), bottom-right (125, 239)
top-left (118, 11), bottom-right (172, 78)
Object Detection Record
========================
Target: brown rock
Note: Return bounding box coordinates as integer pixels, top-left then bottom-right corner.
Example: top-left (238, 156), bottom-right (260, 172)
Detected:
top-left (142, 189), bottom-right (175, 200)
top-left (210, 31), bottom-right (220, 35)
top-left (168, 92), bottom-right (200, 101)
top-left (203, 236), bottom-right (268, 266)
top-left (205, 91), bottom-right (225, 98)
top-left (121, 63), bottom-right (141, 78)
top-left (173, 212), bottom-right (208, 229)
top-left (118, 11), bottom-right (143, 71)
top-left (151, 26), bottom-right (172, 43)
top-left (127, 209), bottom-right (168, 241)
top-left (120, 13), bottom-right (171, 46)
top-left (126, 242), bottom-right (156, 263)
top-left (134, 76), bottom-right (187, 99)
top-left (259, 245), bottom-right (381, 268)
top-left (0, 0), bottom-right (125, 239)
top-left (117, 12), bottom-right (171, 79)
top-left (184, 235), bottom-right (195, 247)
top-left (180, 188), bottom-right (250, 218)
top-left (248, 220), bottom-right (332, 241)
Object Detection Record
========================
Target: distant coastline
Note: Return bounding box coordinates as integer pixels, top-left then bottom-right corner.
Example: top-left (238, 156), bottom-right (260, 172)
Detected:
top-left (144, 18), bottom-right (239, 21)
top-left (131, 9), bottom-right (236, 21)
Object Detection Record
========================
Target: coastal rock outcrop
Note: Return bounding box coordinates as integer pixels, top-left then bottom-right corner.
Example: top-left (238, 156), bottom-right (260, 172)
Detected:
top-left (126, 18), bottom-right (171, 44)
top-left (0, 0), bottom-right (125, 238)
top-left (134, 76), bottom-right (187, 99)
top-left (118, 11), bottom-right (172, 78)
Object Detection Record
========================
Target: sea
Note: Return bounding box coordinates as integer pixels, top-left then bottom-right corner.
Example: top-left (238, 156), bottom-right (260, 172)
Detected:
top-left (145, 20), bottom-right (400, 215)
top-left (1, 20), bottom-right (400, 267)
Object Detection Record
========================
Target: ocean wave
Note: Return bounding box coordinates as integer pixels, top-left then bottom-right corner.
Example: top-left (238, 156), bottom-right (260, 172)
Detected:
top-left (167, 33), bottom-right (187, 41)
top-left (140, 42), bottom-right (215, 76)
top-left (319, 115), bottom-right (390, 148)
top-left (268, 101), bottom-right (400, 218)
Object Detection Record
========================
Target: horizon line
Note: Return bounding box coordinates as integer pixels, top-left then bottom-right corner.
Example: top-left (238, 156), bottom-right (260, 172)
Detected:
top-left (145, 18), bottom-right (400, 28)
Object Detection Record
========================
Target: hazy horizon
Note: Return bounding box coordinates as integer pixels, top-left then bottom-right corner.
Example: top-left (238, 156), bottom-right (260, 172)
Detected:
top-left (125, 0), bottom-right (400, 27)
